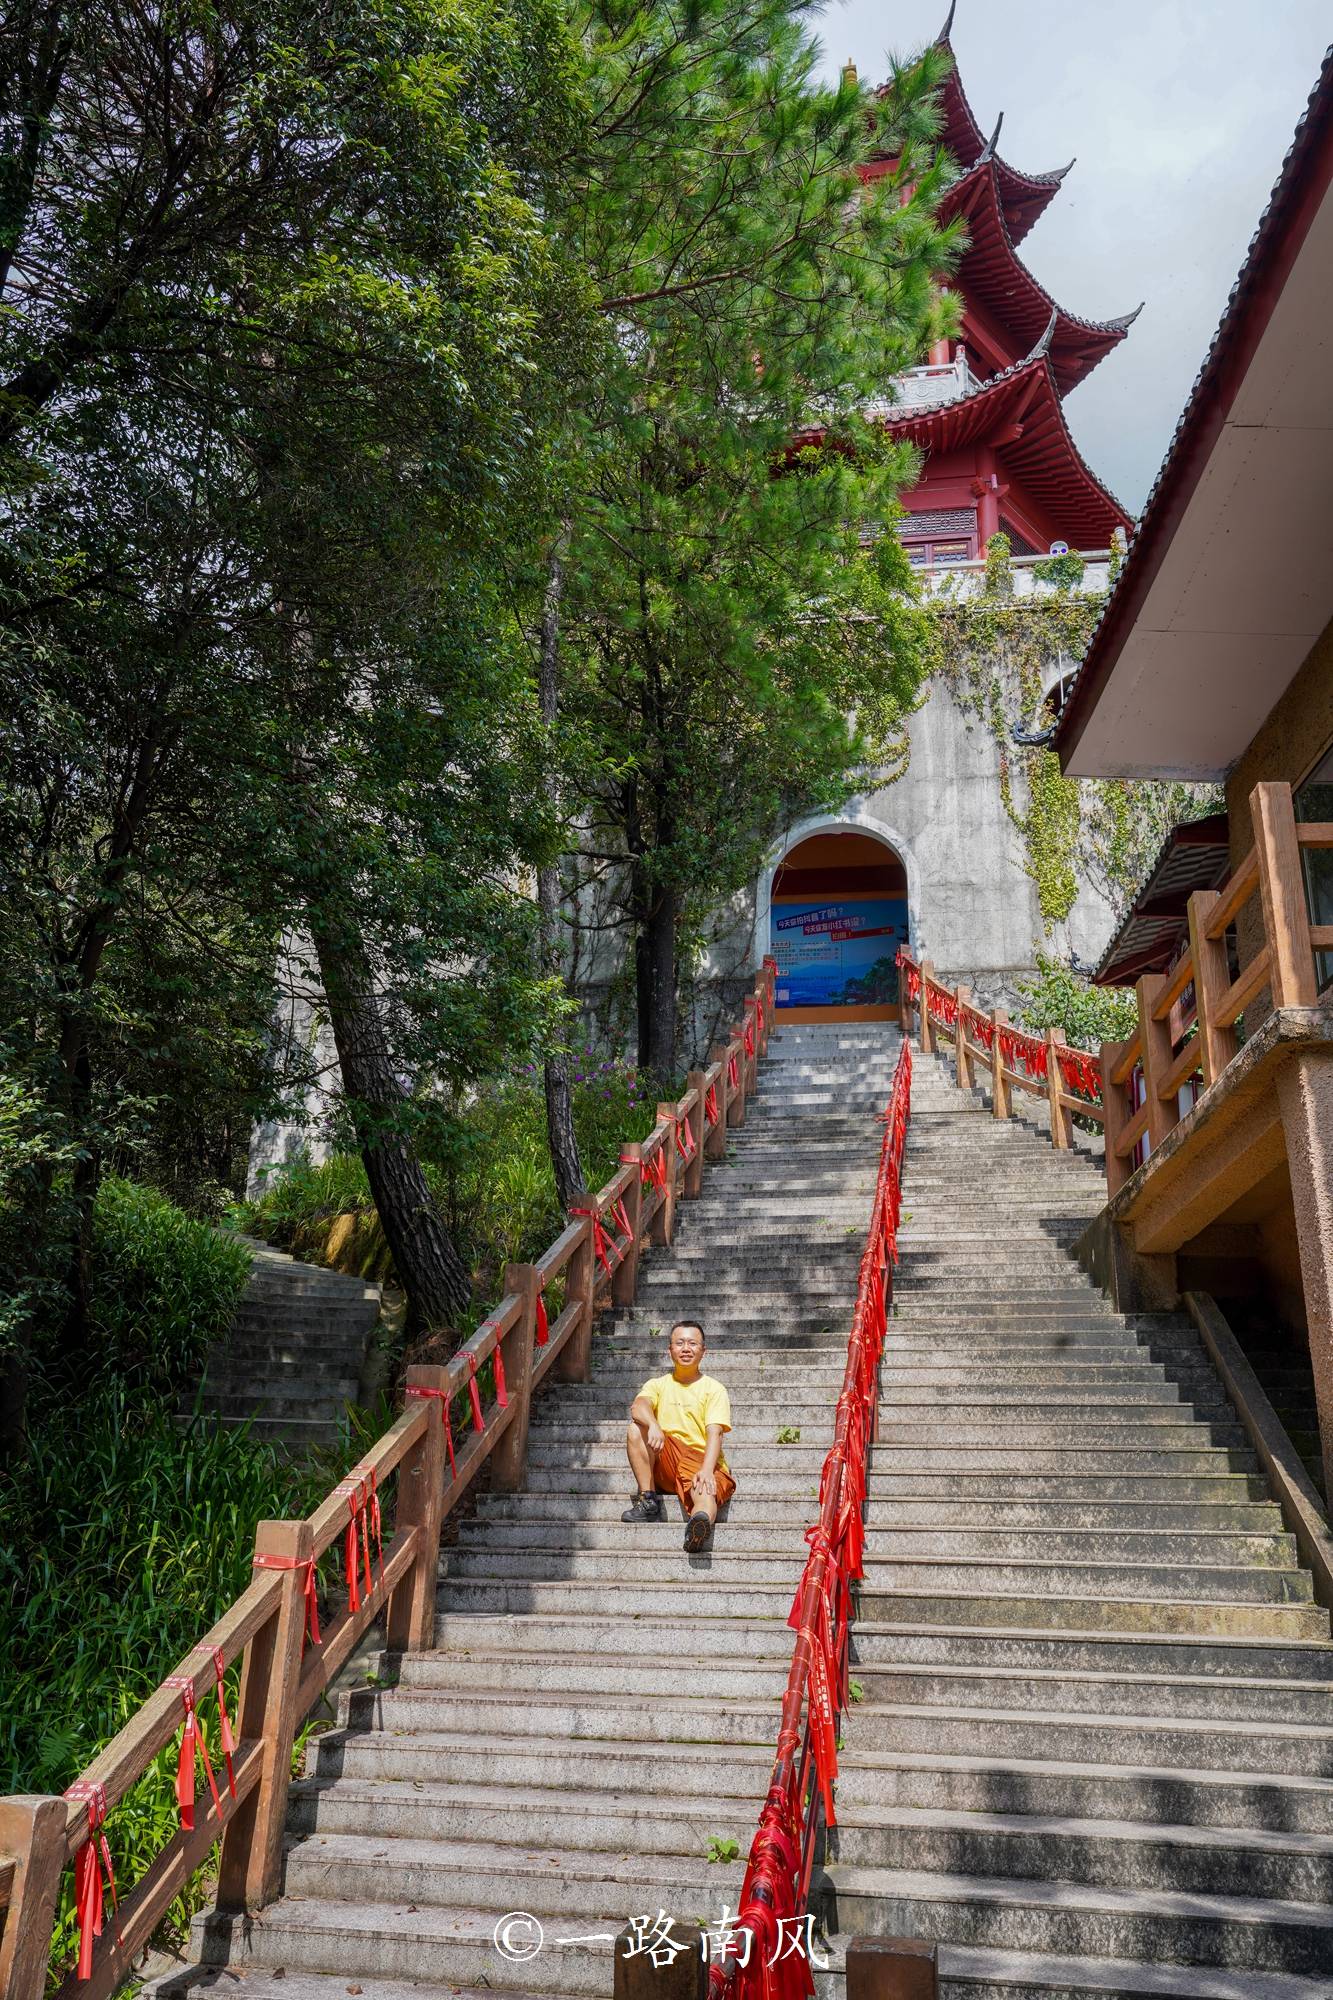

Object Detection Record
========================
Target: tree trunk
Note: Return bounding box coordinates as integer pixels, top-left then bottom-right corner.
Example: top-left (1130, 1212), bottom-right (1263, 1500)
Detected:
top-left (644, 883), bottom-right (678, 1076)
top-left (536, 528), bottom-right (585, 1210)
top-left (308, 912), bottom-right (471, 1336)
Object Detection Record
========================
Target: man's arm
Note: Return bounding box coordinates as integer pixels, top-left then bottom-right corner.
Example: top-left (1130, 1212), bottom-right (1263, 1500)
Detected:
top-left (630, 1393), bottom-right (664, 1452)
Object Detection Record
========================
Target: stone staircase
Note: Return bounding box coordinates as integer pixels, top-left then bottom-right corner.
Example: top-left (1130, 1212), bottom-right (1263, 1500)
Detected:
top-left (187, 1238), bottom-right (381, 1451)
top-left (178, 1027), bottom-right (896, 2000)
top-left (828, 1048), bottom-right (1333, 1997)
top-left (166, 1028), bottom-right (1333, 2000)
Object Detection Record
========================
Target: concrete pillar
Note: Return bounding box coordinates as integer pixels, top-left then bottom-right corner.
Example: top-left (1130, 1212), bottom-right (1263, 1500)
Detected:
top-left (1276, 1048), bottom-right (1333, 1498)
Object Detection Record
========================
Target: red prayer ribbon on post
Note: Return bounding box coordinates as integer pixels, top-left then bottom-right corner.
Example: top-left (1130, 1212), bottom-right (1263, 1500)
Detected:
top-left (676, 1115), bottom-right (696, 1161)
top-left (727, 1051), bottom-right (739, 1091)
top-left (405, 1382), bottom-right (458, 1480)
top-left (705, 1083), bottom-right (719, 1127)
top-left (334, 1477), bottom-right (375, 1614)
top-left (534, 1289), bottom-right (549, 1346)
top-left (65, 1781), bottom-right (121, 1981)
top-left (251, 1551), bottom-right (322, 1650)
top-left (195, 1645), bottom-right (237, 1799)
top-left (165, 1676), bottom-right (222, 1833)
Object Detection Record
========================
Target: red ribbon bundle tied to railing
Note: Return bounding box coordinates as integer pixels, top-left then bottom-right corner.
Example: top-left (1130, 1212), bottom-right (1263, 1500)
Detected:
top-left (534, 1286), bottom-right (549, 1346)
top-left (196, 1643), bottom-right (237, 1798)
top-left (405, 1382), bottom-right (458, 1479)
top-left (165, 1675), bottom-right (222, 1832)
top-left (727, 1050), bottom-right (739, 1091)
top-left (676, 1114), bottom-right (696, 1161)
top-left (251, 1551), bottom-right (322, 1649)
top-left (335, 1476), bottom-right (377, 1615)
top-left (743, 1018), bottom-right (755, 1057)
top-left (963, 1004), bottom-right (995, 1051)
top-left (65, 1780), bottom-right (121, 1980)
top-left (705, 1082), bottom-right (719, 1127)
top-left (927, 983), bottom-right (958, 1029)
top-left (1058, 1045), bottom-right (1102, 1100)
top-left (712, 1039), bottom-right (911, 2000)
top-left (639, 1144), bottom-right (669, 1190)
top-left (999, 1027), bottom-right (1047, 1079)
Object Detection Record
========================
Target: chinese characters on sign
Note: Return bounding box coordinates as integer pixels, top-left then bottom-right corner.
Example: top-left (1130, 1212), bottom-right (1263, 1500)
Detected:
top-left (772, 897), bottom-right (908, 1008)
top-left (492, 1909), bottom-right (827, 1969)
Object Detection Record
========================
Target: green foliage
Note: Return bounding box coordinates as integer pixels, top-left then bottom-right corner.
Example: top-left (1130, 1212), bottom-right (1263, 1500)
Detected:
top-left (1013, 955), bottom-right (1139, 1053)
top-left (245, 1052), bottom-right (674, 1302)
top-left (775, 1425), bottom-right (801, 1444)
top-left (0, 1178), bottom-right (305, 1979)
top-left (89, 1177), bottom-right (251, 1386)
top-left (927, 537), bottom-right (1219, 930)
top-left (706, 1836), bottom-right (741, 1864)
top-left (848, 1678), bottom-right (865, 1703)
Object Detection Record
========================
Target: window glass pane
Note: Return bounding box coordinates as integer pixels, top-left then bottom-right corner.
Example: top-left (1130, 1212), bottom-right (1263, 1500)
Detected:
top-left (1295, 743), bottom-right (1333, 994)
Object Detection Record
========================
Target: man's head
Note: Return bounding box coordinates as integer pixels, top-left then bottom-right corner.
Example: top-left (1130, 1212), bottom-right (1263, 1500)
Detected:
top-left (668, 1321), bottom-right (706, 1373)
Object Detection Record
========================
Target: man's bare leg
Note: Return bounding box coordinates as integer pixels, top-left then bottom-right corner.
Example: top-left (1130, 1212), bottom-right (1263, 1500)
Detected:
top-left (623, 1418), bottom-right (665, 1520)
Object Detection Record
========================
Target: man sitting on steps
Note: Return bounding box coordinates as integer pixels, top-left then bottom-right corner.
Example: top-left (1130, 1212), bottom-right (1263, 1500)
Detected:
top-left (623, 1320), bottom-right (735, 1552)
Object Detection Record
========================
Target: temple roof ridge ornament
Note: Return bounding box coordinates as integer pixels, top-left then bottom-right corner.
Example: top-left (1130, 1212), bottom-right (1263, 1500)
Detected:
top-left (928, 9), bottom-right (1078, 241)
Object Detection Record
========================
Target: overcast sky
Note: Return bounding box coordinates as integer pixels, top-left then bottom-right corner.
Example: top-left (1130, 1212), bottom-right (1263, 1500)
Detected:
top-left (814, 2), bottom-right (1331, 513)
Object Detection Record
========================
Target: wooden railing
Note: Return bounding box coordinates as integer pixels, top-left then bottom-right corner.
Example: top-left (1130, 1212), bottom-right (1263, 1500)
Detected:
top-left (896, 948), bottom-right (1105, 1152)
top-left (0, 960), bottom-right (777, 2000)
top-left (1096, 782), bottom-right (1333, 1197)
top-left (899, 781), bottom-right (1333, 1202)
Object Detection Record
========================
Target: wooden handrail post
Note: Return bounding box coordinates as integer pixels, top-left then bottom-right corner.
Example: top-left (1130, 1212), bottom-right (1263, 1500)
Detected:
top-left (1187, 888), bottom-right (1239, 1086)
top-left (728, 1033), bottom-right (747, 1127)
top-left (1136, 972), bottom-right (1177, 1152)
top-left (1253, 780), bottom-right (1319, 1007)
top-left (919, 960), bottom-right (935, 1055)
top-left (743, 994), bottom-right (759, 1093)
top-left (683, 1076), bottom-right (707, 1198)
top-left (1046, 1027), bottom-right (1072, 1149)
top-left (0, 1796), bottom-right (67, 2000)
top-left (491, 1271), bottom-right (538, 1492)
top-left (386, 1364), bottom-right (449, 1650)
top-left (557, 1200), bottom-right (595, 1380)
top-left (846, 1934), bottom-right (938, 2000)
top-left (704, 1050), bottom-right (728, 1162)
top-left (217, 1516), bottom-right (313, 1910)
top-left (954, 986), bottom-right (972, 1091)
top-left (990, 1007), bottom-right (1010, 1119)
top-left (613, 1149), bottom-right (644, 1305)
top-left (1102, 1038), bottom-right (1133, 1196)
top-left (655, 1104), bottom-right (682, 1242)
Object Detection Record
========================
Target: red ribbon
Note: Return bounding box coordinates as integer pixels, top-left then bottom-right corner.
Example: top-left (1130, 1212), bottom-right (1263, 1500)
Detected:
top-left (571, 1203), bottom-right (615, 1273)
top-left (65, 1781), bottom-right (121, 1980)
top-left (1058, 1045), bottom-right (1102, 1099)
top-left (676, 1115), bottom-right (696, 1161)
top-left (405, 1383), bottom-right (457, 1480)
top-left (727, 1051), bottom-right (739, 1090)
top-left (535, 1290), bottom-right (549, 1346)
top-left (743, 1018), bottom-right (755, 1056)
top-left (165, 1676), bottom-right (222, 1833)
top-left (195, 1646), bottom-right (237, 1799)
top-left (252, 1552), bottom-right (322, 1649)
top-left (335, 1478), bottom-right (375, 1614)
top-left (705, 1083), bottom-right (719, 1127)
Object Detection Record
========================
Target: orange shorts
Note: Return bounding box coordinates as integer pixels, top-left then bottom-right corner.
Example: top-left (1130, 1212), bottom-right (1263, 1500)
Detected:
top-left (653, 1434), bottom-right (736, 1512)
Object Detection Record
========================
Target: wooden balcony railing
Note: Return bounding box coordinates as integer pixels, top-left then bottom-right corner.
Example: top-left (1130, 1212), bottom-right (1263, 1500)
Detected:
top-left (1100, 782), bottom-right (1333, 1196)
top-left (900, 781), bottom-right (1333, 1203)
top-left (0, 962), bottom-right (777, 2000)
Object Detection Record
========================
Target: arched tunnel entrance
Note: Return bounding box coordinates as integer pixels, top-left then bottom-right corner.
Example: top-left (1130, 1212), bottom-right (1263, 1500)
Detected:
top-left (769, 828), bottom-right (910, 1022)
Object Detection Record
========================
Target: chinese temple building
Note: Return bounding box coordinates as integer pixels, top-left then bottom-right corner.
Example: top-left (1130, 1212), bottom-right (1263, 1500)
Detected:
top-left (758, 14), bottom-right (1140, 1024)
top-left (871, 13), bottom-right (1138, 567)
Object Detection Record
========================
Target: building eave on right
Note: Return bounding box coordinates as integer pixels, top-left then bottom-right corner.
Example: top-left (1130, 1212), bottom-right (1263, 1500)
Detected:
top-left (1054, 46), bottom-right (1333, 783)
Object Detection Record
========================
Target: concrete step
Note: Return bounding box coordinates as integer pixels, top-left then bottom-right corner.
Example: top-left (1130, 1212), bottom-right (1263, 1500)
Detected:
top-left (830, 1866), bottom-right (1333, 1975)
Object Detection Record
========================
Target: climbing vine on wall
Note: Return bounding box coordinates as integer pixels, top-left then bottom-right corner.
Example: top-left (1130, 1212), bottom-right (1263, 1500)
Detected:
top-left (925, 536), bottom-right (1220, 932)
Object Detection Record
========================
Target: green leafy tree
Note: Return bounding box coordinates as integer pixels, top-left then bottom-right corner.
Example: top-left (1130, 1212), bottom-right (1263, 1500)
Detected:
top-left (546, 11), bottom-right (961, 1067)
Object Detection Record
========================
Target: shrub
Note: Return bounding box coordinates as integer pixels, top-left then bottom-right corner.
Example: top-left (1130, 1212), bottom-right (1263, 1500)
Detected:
top-left (1012, 954), bottom-right (1138, 1054)
top-left (90, 1174), bottom-right (251, 1386)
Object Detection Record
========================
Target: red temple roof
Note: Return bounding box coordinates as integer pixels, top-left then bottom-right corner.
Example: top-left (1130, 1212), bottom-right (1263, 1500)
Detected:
top-left (878, 344), bottom-right (1134, 548)
top-left (942, 161), bottom-right (1140, 394)
top-left (933, 21), bottom-right (1071, 245)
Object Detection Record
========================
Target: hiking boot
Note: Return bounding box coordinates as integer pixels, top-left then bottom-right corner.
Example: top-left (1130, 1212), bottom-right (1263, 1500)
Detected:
top-left (622, 1489), bottom-right (665, 1523)
top-left (684, 1511), bottom-right (714, 1553)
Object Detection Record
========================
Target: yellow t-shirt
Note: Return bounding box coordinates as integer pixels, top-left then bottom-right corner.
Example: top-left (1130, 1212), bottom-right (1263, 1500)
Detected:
top-left (638, 1371), bottom-right (732, 1472)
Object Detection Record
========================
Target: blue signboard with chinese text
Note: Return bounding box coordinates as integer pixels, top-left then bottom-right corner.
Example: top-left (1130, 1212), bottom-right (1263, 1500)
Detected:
top-left (772, 897), bottom-right (909, 1007)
